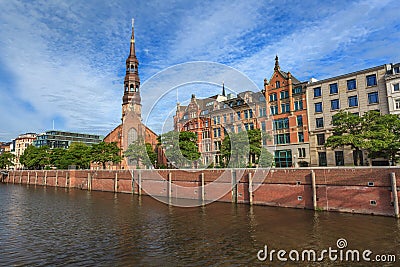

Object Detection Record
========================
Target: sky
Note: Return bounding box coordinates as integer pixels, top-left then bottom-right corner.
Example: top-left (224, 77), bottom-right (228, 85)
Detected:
top-left (0, 0), bottom-right (399, 141)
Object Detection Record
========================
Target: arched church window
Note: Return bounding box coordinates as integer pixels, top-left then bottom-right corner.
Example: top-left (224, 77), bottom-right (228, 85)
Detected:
top-left (127, 127), bottom-right (138, 145)
top-left (135, 85), bottom-right (139, 92)
top-left (130, 84), bottom-right (134, 92)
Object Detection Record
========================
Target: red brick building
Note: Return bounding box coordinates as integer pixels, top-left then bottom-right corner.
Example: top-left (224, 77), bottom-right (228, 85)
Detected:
top-left (264, 56), bottom-right (309, 167)
top-left (103, 20), bottom-right (164, 169)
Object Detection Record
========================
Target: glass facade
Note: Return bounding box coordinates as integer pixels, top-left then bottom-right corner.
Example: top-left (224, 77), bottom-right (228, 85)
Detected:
top-left (34, 131), bottom-right (102, 149)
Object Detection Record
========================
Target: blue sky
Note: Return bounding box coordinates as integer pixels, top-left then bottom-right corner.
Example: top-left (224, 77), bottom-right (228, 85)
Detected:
top-left (0, 0), bottom-right (399, 141)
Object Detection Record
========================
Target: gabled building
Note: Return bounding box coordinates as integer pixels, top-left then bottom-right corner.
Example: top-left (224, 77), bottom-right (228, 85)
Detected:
top-left (174, 85), bottom-right (267, 166)
top-left (263, 56), bottom-right (309, 167)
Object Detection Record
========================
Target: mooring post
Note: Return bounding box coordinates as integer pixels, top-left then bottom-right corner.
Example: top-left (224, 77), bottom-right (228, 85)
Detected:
top-left (391, 173), bottom-right (399, 219)
top-left (44, 171), bottom-right (47, 186)
top-left (114, 172), bottom-right (118, 193)
top-left (55, 171), bottom-right (58, 186)
top-left (232, 169), bottom-right (237, 204)
top-left (201, 172), bottom-right (205, 205)
top-left (249, 172), bottom-right (253, 205)
top-left (65, 172), bottom-right (69, 188)
top-left (311, 170), bottom-right (317, 210)
top-left (131, 171), bottom-right (135, 194)
top-left (168, 172), bottom-right (172, 203)
top-left (13, 172), bottom-right (15, 184)
top-left (138, 170), bottom-right (142, 196)
top-left (27, 172), bottom-right (30, 184)
top-left (19, 172), bottom-right (22, 184)
top-left (88, 172), bottom-right (92, 191)
top-left (35, 172), bottom-right (38, 185)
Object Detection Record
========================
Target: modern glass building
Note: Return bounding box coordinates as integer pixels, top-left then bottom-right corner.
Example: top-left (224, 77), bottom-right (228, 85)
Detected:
top-left (34, 131), bottom-right (102, 149)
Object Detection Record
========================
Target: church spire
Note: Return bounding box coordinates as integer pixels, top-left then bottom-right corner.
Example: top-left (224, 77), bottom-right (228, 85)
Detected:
top-left (122, 18), bottom-right (141, 119)
top-left (222, 82), bottom-right (226, 96)
top-left (129, 18), bottom-right (136, 57)
top-left (274, 54), bottom-right (280, 71)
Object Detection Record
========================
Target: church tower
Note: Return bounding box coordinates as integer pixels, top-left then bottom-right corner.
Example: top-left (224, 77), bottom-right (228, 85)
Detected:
top-left (122, 18), bottom-right (141, 121)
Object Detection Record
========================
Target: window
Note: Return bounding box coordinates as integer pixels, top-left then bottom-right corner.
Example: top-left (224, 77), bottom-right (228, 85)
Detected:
top-left (298, 132), bottom-right (304, 143)
top-left (294, 100), bottom-right (303, 110)
top-left (274, 150), bottom-right (292, 167)
top-left (395, 99), bottom-right (400, 109)
top-left (270, 105), bottom-right (278, 115)
top-left (368, 92), bottom-right (379, 104)
top-left (237, 111), bottom-right (241, 120)
top-left (394, 83), bottom-right (400, 92)
top-left (335, 151), bottom-right (344, 166)
top-left (274, 118), bottom-right (289, 129)
top-left (230, 125), bottom-right (235, 133)
top-left (214, 141), bottom-right (221, 151)
top-left (269, 93), bottom-right (277, 101)
top-left (315, 102), bottom-right (323, 113)
top-left (261, 121), bottom-right (266, 131)
top-left (317, 134), bottom-right (325, 145)
top-left (230, 113), bottom-right (234, 122)
top-left (259, 107), bottom-right (267, 117)
top-left (249, 109), bottom-right (253, 118)
top-left (205, 121), bottom-right (209, 127)
top-left (276, 81), bottom-right (281, 88)
top-left (213, 128), bottom-right (221, 138)
top-left (348, 95), bottom-right (358, 107)
top-left (316, 118), bottom-right (324, 128)
top-left (395, 67), bottom-right (400, 73)
top-left (223, 114), bottom-right (227, 123)
top-left (280, 90), bottom-right (289, 99)
top-left (274, 133), bottom-right (290, 144)
top-left (331, 99), bottom-right (340, 110)
top-left (347, 79), bottom-right (356, 90)
top-left (298, 147), bottom-right (306, 158)
top-left (297, 115), bottom-right (303, 126)
top-left (329, 83), bottom-right (338, 94)
top-left (293, 86), bottom-right (302, 94)
top-left (314, 87), bottom-right (322, 97)
top-left (244, 123), bottom-right (254, 130)
top-left (281, 103), bottom-right (290, 113)
top-left (244, 110), bottom-right (249, 119)
top-left (366, 74), bottom-right (377, 87)
top-left (318, 152), bottom-right (327, 166)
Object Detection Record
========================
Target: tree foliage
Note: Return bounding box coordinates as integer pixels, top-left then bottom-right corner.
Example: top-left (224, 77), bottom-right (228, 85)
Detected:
top-left (0, 152), bottom-right (15, 169)
top-left (20, 145), bottom-right (51, 170)
top-left (89, 142), bottom-right (122, 169)
top-left (326, 110), bottom-right (400, 166)
top-left (158, 131), bottom-right (200, 168)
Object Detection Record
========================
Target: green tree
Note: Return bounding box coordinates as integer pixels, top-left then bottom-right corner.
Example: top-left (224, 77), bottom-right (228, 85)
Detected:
top-left (221, 131), bottom-right (250, 168)
top-left (0, 152), bottom-right (15, 169)
top-left (364, 113), bottom-right (400, 165)
top-left (20, 145), bottom-right (51, 169)
top-left (124, 139), bottom-right (152, 168)
top-left (258, 148), bottom-right (274, 168)
top-left (146, 143), bottom-right (157, 167)
top-left (66, 142), bottom-right (91, 169)
top-left (90, 142), bottom-right (122, 169)
top-left (50, 148), bottom-right (69, 169)
top-left (325, 111), bottom-right (366, 166)
top-left (158, 131), bottom-right (200, 168)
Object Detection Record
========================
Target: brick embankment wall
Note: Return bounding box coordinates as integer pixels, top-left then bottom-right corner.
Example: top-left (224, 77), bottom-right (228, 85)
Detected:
top-left (2, 167), bottom-right (400, 217)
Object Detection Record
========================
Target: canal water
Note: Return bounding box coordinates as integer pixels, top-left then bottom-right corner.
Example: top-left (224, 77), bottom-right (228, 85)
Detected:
top-left (0, 184), bottom-right (399, 266)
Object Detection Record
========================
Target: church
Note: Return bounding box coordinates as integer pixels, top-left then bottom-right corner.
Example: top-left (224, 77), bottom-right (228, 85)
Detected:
top-left (103, 20), bottom-right (161, 169)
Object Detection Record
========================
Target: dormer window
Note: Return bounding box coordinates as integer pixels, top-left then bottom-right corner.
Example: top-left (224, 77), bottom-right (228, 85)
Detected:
top-left (276, 81), bottom-right (280, 88)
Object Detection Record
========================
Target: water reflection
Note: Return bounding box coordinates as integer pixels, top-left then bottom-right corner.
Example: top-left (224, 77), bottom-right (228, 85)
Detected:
top-left (0, 184), bottom-right (399, 266)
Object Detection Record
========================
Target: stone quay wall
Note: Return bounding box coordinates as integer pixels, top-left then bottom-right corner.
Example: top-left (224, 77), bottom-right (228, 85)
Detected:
top-left (2, 167), bottom-right (400, 217)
